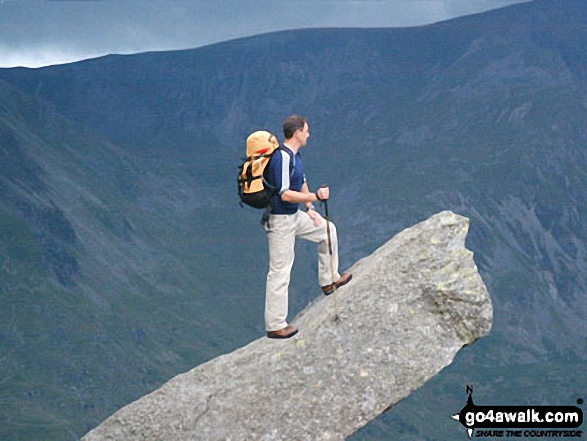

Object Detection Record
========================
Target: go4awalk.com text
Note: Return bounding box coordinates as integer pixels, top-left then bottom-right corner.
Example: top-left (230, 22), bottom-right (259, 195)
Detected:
top-left (451, 386), bottom-right (584, 439)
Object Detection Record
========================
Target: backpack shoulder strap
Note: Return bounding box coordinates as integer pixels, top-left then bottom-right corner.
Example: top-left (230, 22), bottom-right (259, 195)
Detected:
top-left (264, 145), bottom-right (296, 190)
top-left (276, 145), bottom-right (296, 177)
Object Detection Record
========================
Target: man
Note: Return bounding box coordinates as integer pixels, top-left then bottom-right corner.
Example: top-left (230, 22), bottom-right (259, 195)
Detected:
top-left (264, 115), bottom-right (352, 339)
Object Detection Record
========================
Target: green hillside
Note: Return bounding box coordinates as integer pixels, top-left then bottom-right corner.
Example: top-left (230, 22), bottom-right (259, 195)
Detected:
top-left (0, 81), bottom-right (276, 440)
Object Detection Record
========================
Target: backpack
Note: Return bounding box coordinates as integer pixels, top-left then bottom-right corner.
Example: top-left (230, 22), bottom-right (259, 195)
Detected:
top-left (237, 131), bottom-right (280, 209)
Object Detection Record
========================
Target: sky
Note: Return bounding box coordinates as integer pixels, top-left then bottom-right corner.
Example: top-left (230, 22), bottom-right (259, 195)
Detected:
top-left (0, 0), bottom-right (529, 68)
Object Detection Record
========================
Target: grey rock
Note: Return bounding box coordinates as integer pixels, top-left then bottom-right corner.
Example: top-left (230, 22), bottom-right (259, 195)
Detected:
top-left (82, 210), bottom-right (492, 441)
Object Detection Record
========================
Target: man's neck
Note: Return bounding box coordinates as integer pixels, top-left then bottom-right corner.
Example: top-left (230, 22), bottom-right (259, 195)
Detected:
top-left (283, 141), bottom-right (300, 154)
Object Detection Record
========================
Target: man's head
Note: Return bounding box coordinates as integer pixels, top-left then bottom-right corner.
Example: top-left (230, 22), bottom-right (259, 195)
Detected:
top-left (283, 115), bottom-right (310, 148)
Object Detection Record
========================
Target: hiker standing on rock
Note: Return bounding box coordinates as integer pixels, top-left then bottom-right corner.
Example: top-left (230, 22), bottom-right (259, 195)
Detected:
top-left (264, 115), bottom-right (352, 339)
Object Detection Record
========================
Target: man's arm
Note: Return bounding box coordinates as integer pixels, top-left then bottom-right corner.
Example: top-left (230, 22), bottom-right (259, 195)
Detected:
top-left (281, 188), bottom-right (318, 204)
top-left (281, 184), bottom-right (329, 205)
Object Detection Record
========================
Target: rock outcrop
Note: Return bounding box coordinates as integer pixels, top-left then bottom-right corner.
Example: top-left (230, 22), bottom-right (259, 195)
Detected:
top-left (83, 211), bottom-right (492, 441)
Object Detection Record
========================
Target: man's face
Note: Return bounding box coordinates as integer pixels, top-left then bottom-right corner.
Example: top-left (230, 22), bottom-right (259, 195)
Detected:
top-left (297, 123), bottom-right (310, 147)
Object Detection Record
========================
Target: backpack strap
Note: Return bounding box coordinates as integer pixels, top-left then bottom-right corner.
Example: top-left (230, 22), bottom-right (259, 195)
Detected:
top-left (260, 146), bottom-right (295, 228)
top-left (280, 146), bottom-right (296, 178)
top-left (262, 146), bottom-right (294, 190)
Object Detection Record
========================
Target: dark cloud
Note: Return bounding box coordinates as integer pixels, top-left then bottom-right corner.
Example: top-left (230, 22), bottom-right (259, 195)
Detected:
top-left (0, 0), bottom-right (529, 68)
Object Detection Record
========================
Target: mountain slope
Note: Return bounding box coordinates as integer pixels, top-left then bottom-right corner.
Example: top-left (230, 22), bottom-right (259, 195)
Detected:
top-left (0, 80), bottom-right (273, 440)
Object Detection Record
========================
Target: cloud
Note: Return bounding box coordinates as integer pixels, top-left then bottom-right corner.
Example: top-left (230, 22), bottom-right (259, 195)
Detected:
top-left (0, 44), bottom-right (107, 68)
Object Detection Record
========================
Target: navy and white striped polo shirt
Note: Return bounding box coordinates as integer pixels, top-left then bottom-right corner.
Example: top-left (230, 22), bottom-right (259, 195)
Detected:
top-left (266, 145), bottom-right (306, 215)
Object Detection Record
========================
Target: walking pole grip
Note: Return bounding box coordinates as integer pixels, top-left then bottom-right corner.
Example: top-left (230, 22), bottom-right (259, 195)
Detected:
top-left (320, 184), bottom-right (329, 218)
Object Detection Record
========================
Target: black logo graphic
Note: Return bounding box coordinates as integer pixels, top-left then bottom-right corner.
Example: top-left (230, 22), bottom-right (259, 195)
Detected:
top-left (451, 386), bottom-right (584, 439)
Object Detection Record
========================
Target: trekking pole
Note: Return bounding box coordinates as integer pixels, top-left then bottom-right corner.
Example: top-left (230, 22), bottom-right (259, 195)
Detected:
top-left (321, 185), bottom-right (340, 322)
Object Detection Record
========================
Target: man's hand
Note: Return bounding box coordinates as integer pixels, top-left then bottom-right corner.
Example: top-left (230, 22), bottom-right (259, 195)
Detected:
top-left (307, 208), bottom-right (323, 226)
top-left (316, 186), bottom-right (329, 201)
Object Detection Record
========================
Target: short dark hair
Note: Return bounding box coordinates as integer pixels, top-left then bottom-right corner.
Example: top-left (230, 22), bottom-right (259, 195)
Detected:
top-left (283, 115), bottom-right (308, 140)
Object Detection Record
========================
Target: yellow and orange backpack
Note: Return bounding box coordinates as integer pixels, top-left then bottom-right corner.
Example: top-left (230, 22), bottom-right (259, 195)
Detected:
top-left (237, 130), bottom-right (280, 209)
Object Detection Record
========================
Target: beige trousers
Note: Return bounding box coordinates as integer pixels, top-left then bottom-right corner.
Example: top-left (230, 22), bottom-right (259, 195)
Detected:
top-left (265, 210), bottom-right (340, 331)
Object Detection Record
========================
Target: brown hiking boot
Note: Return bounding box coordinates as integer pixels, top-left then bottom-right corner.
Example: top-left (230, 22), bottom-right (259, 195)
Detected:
top-left (266, 325), bottom-right (299, 339)
top-left (321, 272), bottom-right (353, 296)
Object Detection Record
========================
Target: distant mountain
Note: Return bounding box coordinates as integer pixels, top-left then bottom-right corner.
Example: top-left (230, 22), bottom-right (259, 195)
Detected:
top-left (1, 0), bottom-right (586, 439)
